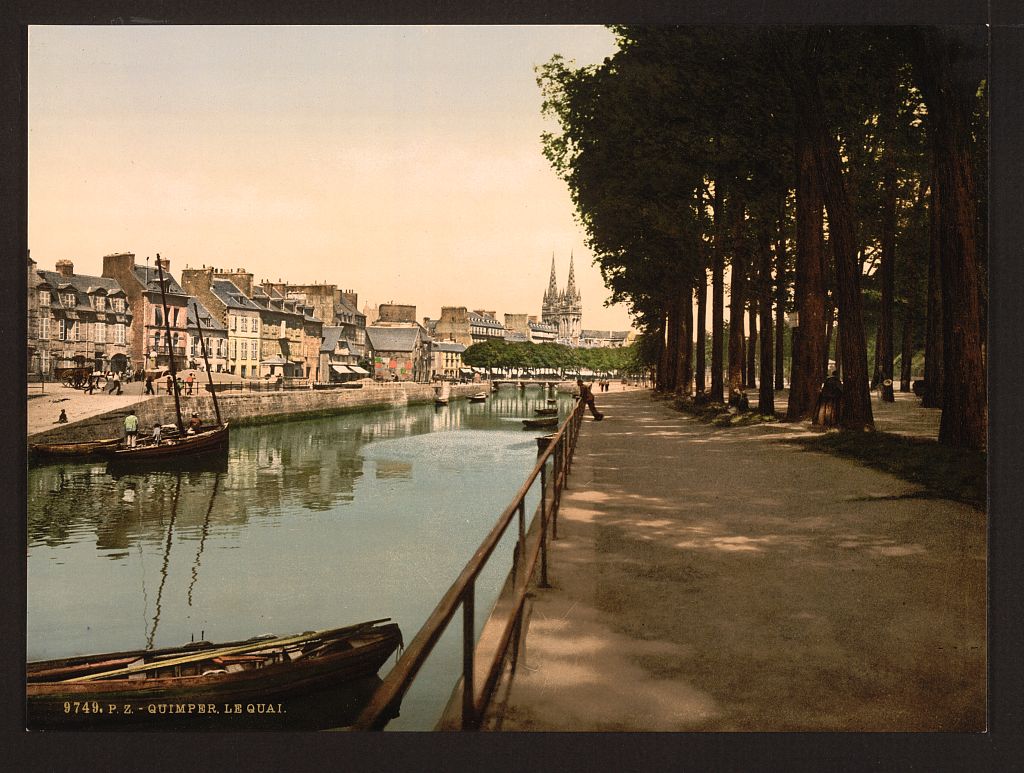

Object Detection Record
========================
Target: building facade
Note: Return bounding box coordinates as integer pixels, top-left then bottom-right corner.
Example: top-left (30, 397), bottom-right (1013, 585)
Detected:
top-left (186, 299), bottom-right (228, 373)
top-left (366, 326), bottom-right (431, 382)
top-left (541, 253), bottom-right (583, 344)
top-left (101, 253), bottom-right (185, 373)
top-left (30, 258), bottom-right (133, 377)
top-left (468, 310), bottom-right (505, 343)
top-left (430, 341), bottom-right (467, 380)
top-left (180, 268), bottom-right (264, 378)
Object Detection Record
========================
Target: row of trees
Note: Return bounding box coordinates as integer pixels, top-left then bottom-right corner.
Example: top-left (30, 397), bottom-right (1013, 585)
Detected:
top-left (462, 339), bottom-right (640, 375)
top-left (538, 26), bottom-right (987, 449)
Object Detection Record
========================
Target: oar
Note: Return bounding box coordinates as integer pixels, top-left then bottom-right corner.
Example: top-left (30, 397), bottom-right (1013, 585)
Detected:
top-left (62, 618), bottom-right (390, 683)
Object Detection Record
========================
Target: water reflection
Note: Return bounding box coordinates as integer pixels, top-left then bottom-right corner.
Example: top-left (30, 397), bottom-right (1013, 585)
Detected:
top-left (27, 389), bottom-right (569, 730)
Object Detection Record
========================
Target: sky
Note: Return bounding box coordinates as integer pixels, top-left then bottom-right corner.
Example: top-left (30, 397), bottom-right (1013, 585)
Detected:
top-left (28, 25), bottom-right (634, 331)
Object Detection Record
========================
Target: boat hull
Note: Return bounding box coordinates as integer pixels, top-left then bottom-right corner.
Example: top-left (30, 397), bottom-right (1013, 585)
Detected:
top-left (27, 621), bottom-right (402, 727)
top-left (107, 423), bottom-right (229, 462)
top-left (29, 438), bottom-right (120, 458)
top-left (522, 418), bottom-right (558, 429)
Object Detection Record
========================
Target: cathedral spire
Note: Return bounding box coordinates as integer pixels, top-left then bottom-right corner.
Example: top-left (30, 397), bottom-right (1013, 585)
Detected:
top-left (566, 251), bottom-right (579, 300)
top-left (545, 252), bottom-right (558, 301)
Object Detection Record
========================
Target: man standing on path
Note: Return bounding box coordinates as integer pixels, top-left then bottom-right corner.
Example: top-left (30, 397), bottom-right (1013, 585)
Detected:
top-left (576, 378), bottom-right (604, 421)
top-left (144, 376), bottom-right (154, 395)
top-left (123, 410), bottom-right (139, 448)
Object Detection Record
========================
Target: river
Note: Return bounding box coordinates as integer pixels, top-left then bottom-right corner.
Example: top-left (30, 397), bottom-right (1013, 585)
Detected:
top-left (26, 387), bottom-right (567, 730)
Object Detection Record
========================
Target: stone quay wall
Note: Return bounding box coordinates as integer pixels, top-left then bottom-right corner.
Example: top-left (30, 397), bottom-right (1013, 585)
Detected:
top-left (28, 383), bottom-right (490, 444)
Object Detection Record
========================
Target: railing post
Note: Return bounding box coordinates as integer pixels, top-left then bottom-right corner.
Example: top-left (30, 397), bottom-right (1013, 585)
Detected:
top-left (462, 585), bottom-right (476, 730)
top-left (539, 462), bottom-right (550, 588)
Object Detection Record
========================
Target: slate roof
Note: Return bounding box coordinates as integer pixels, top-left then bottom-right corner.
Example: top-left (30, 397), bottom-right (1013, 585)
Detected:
top-left (210, 279), bottom-right (263, 311)
top-left (581, 329), bottom-right (630, 341)
top-left (467, 312), bottom-right (504, 330)
top-left (186, 298), bottom-right (227, 333)
top-left (365, 326), bottom-right (424, 353)
top-left (432, 341), bottom-right (466, 353)
top-left (131, 265), bottom-right (187, 296)
top-left (529, 321), bottom-right (558, 333)
top-left (35, 270), bottom-right (131, 315)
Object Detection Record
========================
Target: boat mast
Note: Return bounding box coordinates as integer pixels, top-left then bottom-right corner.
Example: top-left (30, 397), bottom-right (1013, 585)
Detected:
top-left (191, 300), bottom-right (223, 427)
top-left (155, 255), bottom-right (185, 433)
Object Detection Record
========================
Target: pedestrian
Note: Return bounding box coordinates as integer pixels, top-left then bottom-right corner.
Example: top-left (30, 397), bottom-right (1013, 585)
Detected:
top-left (186, 413), bottom-right (202, 435)
top-left (152, 422), bottom-right (162, 445)
top-left (56, 409), bottom-right (68, 424)
top-left (85, 375), bottom-right (95, 395)
top-left (813, 371), bottom-right (844, 428)
top-left (124, 410), bottom-right (139, 448)
top-left (112, 372), bottom-right (122, 395)
top-left (144, 376), bottom-right (154, 395)
top-left (166, 375), bottom-right (173, 395)
top-left (186, 373), bottom-right (194, 396)
top-left (576, 378), bottom-right (604, 421)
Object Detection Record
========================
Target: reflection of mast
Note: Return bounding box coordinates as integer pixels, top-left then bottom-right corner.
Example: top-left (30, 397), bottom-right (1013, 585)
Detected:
top-left (147, 472), bottom-right (182, 649)
top-left (187, 472), bottom-right (221, 608)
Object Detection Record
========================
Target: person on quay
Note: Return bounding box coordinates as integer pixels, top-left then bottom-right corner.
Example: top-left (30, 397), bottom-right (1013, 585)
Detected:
top-left (56, 409), bottom-right (68, 424)
top-left (576, 378), bottom-right (604, 421)
top-left (144, 375), bottom-right (154, 395)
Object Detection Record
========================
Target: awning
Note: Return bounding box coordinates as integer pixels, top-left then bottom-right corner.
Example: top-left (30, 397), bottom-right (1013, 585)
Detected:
top-left (459, 367), bottom-right (473, 375)
top-left (259, 355), bottom-right (289, 365)
top-left (350, 365), bottom-right (369, 374)
top-left (331, 365), bottom-right (353, 374)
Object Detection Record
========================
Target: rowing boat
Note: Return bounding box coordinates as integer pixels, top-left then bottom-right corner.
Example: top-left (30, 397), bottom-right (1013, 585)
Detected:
top-left (29, 438), bottom-right (121, 458)
top-left (27, 619), bottom-right (402, 726)
top-left (522, 417), bottom-right (558, 429)
top-left (468, 393), bottom-right (488, 403)
top-left (534, 408), bottom-right (558, 416)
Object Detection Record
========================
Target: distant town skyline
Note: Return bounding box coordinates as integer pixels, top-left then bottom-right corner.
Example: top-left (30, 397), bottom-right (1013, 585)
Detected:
top-left (28, 25), bottom-right (633, 332)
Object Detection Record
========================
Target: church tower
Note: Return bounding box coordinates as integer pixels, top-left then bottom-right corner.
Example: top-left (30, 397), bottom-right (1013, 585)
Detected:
top-left (540, 252), bottom-right (583, 343)
top-left (541, 253), bottom-right (560, 325)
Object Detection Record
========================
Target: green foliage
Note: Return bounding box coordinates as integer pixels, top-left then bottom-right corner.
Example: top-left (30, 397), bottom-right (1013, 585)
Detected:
top-left (462, 340), bottom-right (640, 374)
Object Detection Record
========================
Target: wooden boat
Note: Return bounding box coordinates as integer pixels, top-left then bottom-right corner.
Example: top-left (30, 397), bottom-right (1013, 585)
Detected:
top-left (108, 423), bottom-right (229, 461)
top-left (522, 417), bottom-right (558, 429)
top-left (468, 393), bottom-right (488, 403)
top-left (29, 437), bottom-right (120, 458)
top-left (434, 398), bottom-right (448, 407)
top-left (27, 619), bottom-right (402, 726)
top-left (547, 398), bottom-right (558, 405)
top-left (534, 408), bottom-right (558, 416)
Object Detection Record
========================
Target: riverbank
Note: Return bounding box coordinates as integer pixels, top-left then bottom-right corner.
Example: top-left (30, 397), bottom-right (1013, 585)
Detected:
top-left (479, 388), bottom-right (985, 731)
top-left (27, 381), bottom-right (578, 444)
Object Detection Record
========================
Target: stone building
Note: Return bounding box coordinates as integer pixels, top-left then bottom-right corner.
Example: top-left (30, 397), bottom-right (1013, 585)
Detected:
top-left (260, 282), bottom-right (366, 362)
top-left (186, 299), bottom-right (228, 373)
top-left (430, 340), bottom-right (467, 381)
top-left (30, 257), bottom-right (133, 377)
top-left (579, 329), bottom-right (631, 348)
top-left (432, 306), bottom-right (472, 347)
top-left (376, 303), bottom-right (418, 325)
top-left (366, 326), bottom-right (431, 382)
top-left (101, 253), bottom-right (185, 373)
top-left (180, 268), bottom-right (263, 378)
top-left (248, 286), bottom-right (320, 380)
top-left (468, 310), bottom-right (505, 343)
top-left (541, 253), bottom-right (583, 344)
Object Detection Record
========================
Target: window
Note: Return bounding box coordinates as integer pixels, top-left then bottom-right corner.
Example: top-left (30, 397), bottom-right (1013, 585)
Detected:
top-left (110, 297), bottom-right (123, 313)
top-left (241, 365), bottom-right (246, 378)
top-left (253, 319), bottom-right (259, 335)
top-left (39, 316), bottom-right (50, 339)
top-left (94, 296), bottom-right (105, 312)
top-left (230, 315), bottom-right (237, 331)
top-left (61, 292), bottom-right (76, 307)
top-left (39, 290), bottom-right (50, 306)
top-left (280, 320), bottom-right (286, 338)
top-left (241, 317), bottom-right (248, 332)
top-left (251, 341), bottom-right (258, 359)
top-left (154, 306), bottom-right (163, 326)
top-left (58, 319), bottom-right (67, 341)
top-left (95, 323), bottom-right (106, 344)
top-left (115, 324), bottom-right (125, 344)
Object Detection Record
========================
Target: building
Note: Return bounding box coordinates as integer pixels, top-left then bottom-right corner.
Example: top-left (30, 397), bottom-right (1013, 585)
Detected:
top-left (186, 299), bottom-right (228, 373)
top-left (468, 310), bottom-right (505, 343)
top-left (430, 340), bottom-right (467, 381)
top-left (579, 329), bottom-right (631, 348)
top-left (320, 326), bottom-right (372, 382)
top-left (528, 319), bottom-right (558, 344)
top-left (432, 306), bottom-right (472, 347)
top-left (180, 268), bottom-right (264, 378)
top-left (261, 281), bottom-right (366, 362)
top-left (376, 303), bottom-right (418, 325)
top-left (30, 258), bottom-right (133, 377)
top-left (101, 253), bottom-right (186, 373)
top-left (248, 286), bottom-right (320, 380)
top-left (366, 326), bottom-right (431, 382)
top-left (541, 253), bottom-right (583, 344)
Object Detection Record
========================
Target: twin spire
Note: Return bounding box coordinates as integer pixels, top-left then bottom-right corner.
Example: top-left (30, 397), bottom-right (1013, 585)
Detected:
top-left (544, 251), bottom-right (580, 304)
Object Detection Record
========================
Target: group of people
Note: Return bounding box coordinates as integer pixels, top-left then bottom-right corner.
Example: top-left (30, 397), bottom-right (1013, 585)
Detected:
top-left (84, 371), bottom-right (123, 396)
top-left (123, 409), bottom-right (205, 447)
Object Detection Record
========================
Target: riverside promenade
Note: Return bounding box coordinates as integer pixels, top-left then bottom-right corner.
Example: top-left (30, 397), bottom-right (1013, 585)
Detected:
top-left (483, 388), bottom-right (985, 731)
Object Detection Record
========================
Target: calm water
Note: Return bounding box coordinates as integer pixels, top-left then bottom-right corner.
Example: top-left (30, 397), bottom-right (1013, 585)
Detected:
top-left (27, 387), bottom-right (567, 730)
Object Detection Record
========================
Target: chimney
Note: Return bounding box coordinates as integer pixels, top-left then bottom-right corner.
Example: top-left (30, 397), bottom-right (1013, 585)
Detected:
top-left (55, 259), bottom-right (74, 277)
top-left (156, 256), bottom-right (171, 272)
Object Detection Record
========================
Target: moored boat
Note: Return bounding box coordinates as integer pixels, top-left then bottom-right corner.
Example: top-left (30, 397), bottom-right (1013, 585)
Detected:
top-left (468, 393), bottom-right (488, 403)
top-left (29, 438), bottom-right (121, 458)
top-left (27, 619), bottom-right (402, 726)
top-left (108, 423), bottom-right (229, 461)
top-left (534, 408), bottom-right (557, 416)
top-left (522, 417), bottom-right (558, 429)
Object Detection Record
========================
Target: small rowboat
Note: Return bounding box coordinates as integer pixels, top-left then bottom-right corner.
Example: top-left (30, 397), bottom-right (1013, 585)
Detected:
top-left (434, 398), bottom-right (449, 407)
top-left (29, 438), bottom-right (121, 458)
top-left (468, 393), bottom-right (488, 403)
top-left (27, 619), bottom-right (402, 727)
top-left (522, 417), bottom-right (558, 429)
top-left (107, 423), bottom-right (229, 462)
top-left (534, 408), bottom-right (558, 416)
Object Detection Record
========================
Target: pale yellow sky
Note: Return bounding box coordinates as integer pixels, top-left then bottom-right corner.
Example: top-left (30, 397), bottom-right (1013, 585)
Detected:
top-left (29, 25), bottom-right (634, 331)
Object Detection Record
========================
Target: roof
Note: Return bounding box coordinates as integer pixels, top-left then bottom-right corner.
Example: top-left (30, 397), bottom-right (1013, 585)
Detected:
top-left (504, 331), bottom-right (529, 343)
top-left (529, 321), bottom-right (558, 332)
top-left (210, 279), bottom-right (263, 311)
top-left (467, 312), bottom-right (504, 330)
top-left (131, 265), bottom-right (186, 296)
top-left (581, 329), bottom-right (630, 340)
top-left (186, 299), bottom-right (227, 333)
top-left (335, 296), bottom-right (365, 321)
top-left (35, 271), bottom-right (132, 316)
top-left (365, 326), bottom-right (424, 353)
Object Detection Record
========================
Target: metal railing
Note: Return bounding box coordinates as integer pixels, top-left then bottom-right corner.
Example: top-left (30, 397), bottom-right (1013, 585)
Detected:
top-left (353, 396), bottom-right (586, 730)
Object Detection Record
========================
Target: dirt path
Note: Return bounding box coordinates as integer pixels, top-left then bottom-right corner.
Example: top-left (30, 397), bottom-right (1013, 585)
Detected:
top-left (484, 389), bottom-right (985, 731)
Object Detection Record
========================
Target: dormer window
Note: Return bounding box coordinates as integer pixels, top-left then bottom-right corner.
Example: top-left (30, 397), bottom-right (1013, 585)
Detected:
top-left (94, 296), bottom-right (105, 311)
top-left (61, 292), bottom-right (76, 307)
top-left (38, 290), bottom-right (50, 306)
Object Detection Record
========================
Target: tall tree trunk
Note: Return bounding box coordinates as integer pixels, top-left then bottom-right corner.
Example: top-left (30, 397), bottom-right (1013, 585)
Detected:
top-left (711, 179), bottom-right (726, 403)
top-left (804, 64), bottom-right (873, 430)
top-left (680, 286), bottom-right (694, 396)
top-left (900, 313), bottom-right (914, 392)
top-left (758, 231), bottom-right (775, 415)
top-left (786, 109), bottom-right (827, 421)
top-left (696, 262), bottom-right (707, 395)
top-left (913, 31), bottom-right (987, 448)
top-left (774, 202), bottom-right (787, 390)
top-left (656, 317), bottom-right (668, 392)
top-left (746, 302), bottom-right (758, 389)
top-left (728, 194), bottom-right (746, 396)
top-left (876, 80), bottom-right (899, 402)
top-left (922, 168), bottom-right (945, 408)
top-left (665, 296), bottom-right (680, 393)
